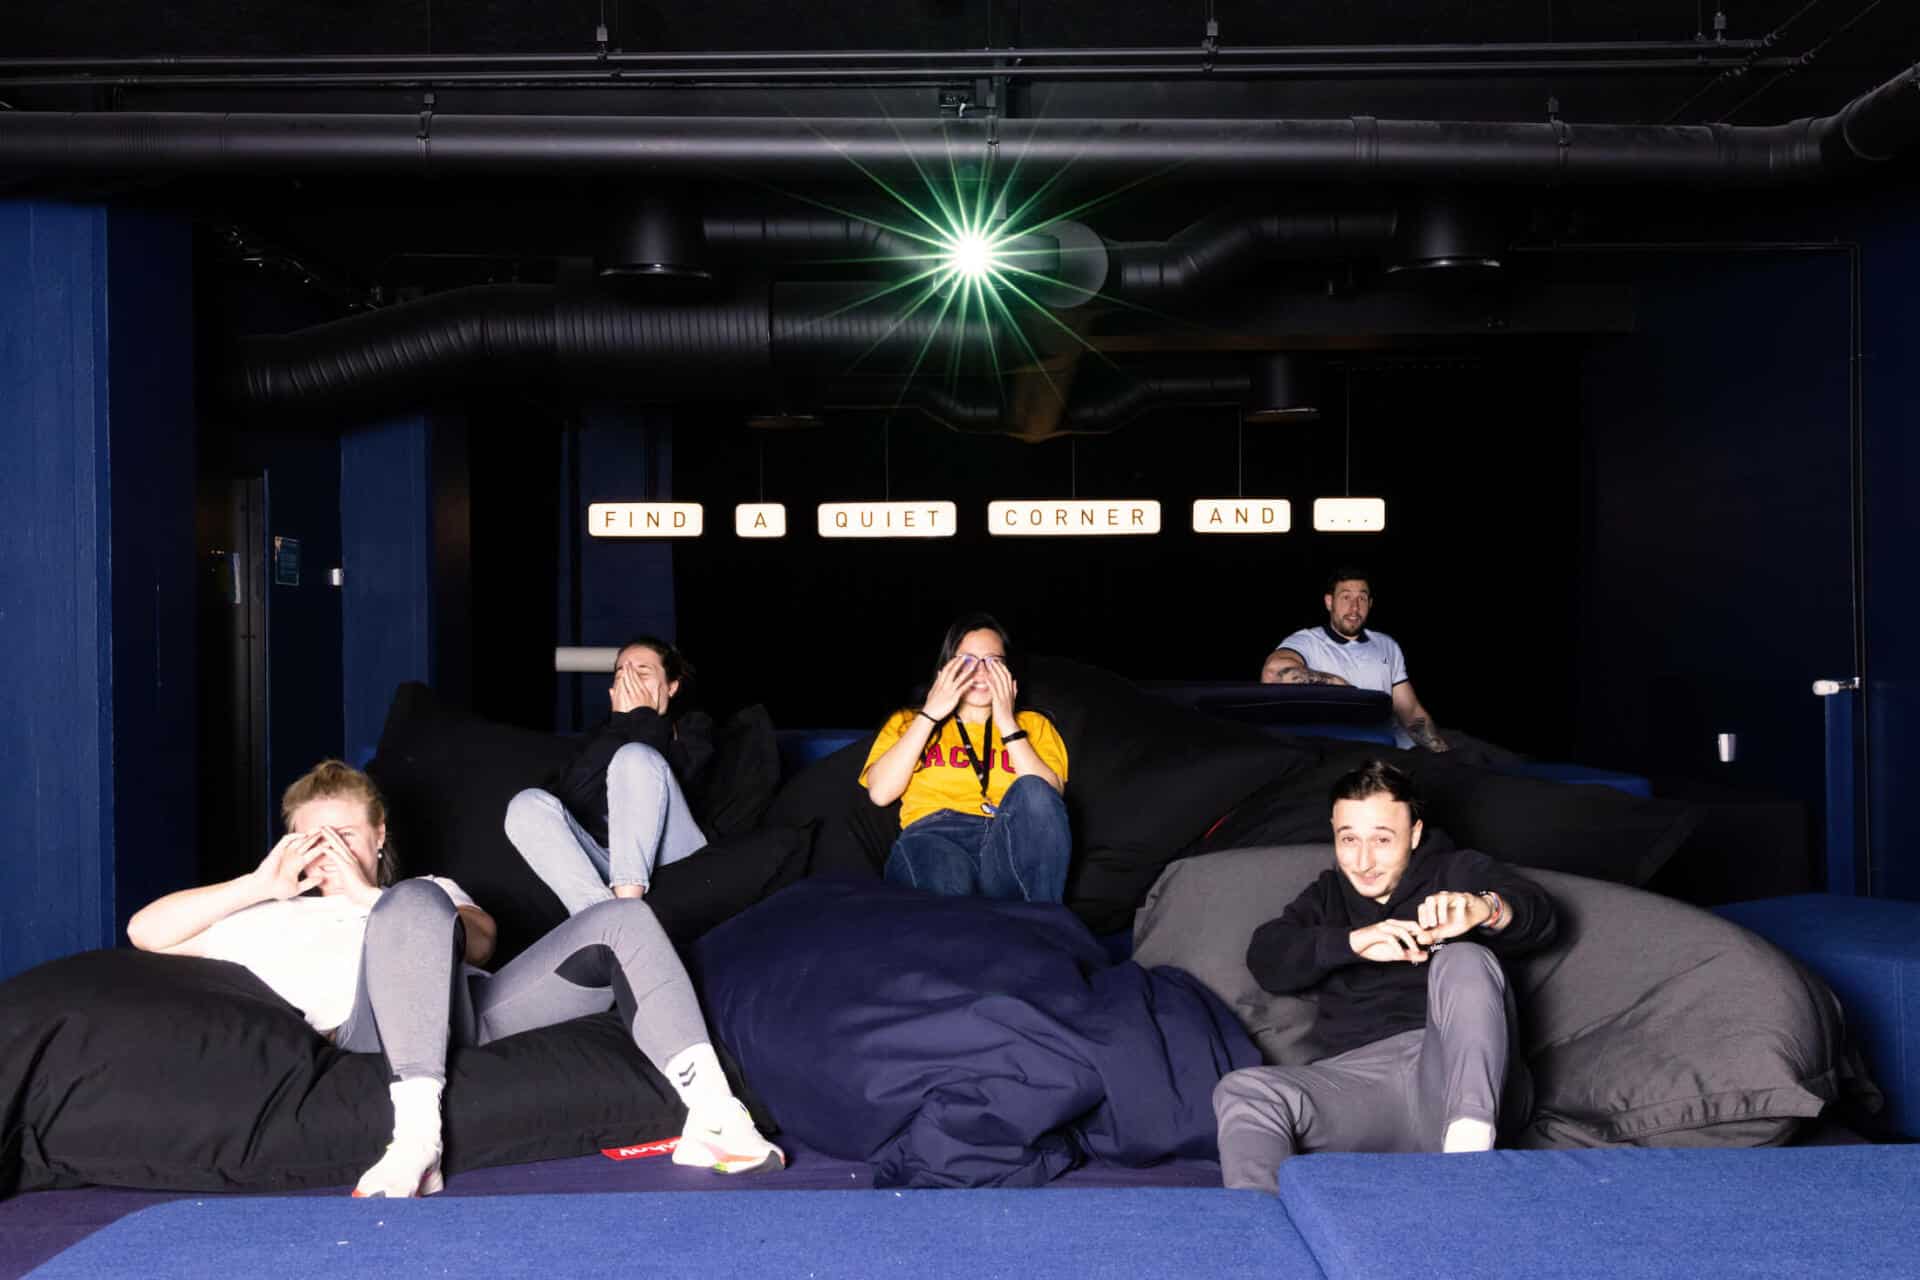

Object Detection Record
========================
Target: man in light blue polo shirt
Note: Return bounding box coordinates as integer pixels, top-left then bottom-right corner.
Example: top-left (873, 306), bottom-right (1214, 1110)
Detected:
top-left (1260, 568), bottom-right (1450, 752)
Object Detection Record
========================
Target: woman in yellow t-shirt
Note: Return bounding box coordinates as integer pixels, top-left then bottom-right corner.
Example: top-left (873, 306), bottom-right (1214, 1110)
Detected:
top-left (860, 612), bottom-right (1072, 902)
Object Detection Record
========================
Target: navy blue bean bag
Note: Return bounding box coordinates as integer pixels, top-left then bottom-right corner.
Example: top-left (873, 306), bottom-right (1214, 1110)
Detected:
top-left (691, 879), bottom-right (1260, 1188)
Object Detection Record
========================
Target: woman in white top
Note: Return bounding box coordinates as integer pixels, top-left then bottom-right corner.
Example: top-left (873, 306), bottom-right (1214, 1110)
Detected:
top-left (128, 759), bottom-right (781, 1197)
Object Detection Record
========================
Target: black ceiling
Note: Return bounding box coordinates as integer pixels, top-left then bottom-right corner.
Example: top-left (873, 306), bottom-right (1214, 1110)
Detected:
top-left (5, 0), bottom-right (1915, 409)
top-left (5, 0), bottom-right (1916, 125)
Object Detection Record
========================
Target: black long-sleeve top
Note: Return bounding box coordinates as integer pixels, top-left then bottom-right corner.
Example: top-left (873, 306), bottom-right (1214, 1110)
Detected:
top-left (550, 707), bottom-right (714, 848)
top-left (1246, 829), bottom-right (1558, 1059)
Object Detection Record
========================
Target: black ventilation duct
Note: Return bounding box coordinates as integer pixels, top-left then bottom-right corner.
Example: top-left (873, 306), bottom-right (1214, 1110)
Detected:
top-left (599, 197), bottom-right (709, 280)
top-left (231, 282), bottom-right (999, 413)
top-left (5, 62), bottom-right (1918, 186)
top-left (1064, 371), bottom-right (1251, 434)
top-left (701, 211), bottom-right (922, 262)
top-left (1112, 210), bottom-right (1396, 300)
top-left (825, 369), bottom-right (1250, 436)
top-left (1387, 191), bottom-right (1504, 276)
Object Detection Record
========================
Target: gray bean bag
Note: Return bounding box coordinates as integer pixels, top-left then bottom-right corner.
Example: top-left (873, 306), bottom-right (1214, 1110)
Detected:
top-left (1133, 844), bottom-right (1877, 1148)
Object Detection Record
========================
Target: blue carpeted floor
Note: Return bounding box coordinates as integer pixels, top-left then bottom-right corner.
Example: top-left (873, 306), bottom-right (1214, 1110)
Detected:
top-left (0, 1140), bottom-right (1224, 1278)
top-left (26, 1188), bottom-right (1319, 1279)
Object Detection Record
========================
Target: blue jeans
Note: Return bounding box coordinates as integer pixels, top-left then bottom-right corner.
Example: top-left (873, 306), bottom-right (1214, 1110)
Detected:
top-left (883, 775), bottom-right (1072, 903)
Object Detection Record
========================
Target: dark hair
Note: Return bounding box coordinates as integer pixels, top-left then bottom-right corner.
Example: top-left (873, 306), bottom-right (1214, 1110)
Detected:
top-left (934, 611), bottom-right (1014, 676)
top-left (616, 635), bottom-right (692, 685)
top-left (1325, 566), bottom-right (1372, 596)
top-left (1328, 758), bottom-right (1422, 823)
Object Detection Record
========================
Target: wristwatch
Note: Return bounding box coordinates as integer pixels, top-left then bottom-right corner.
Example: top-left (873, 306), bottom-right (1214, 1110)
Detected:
top-left (1478, 891), bottom-right (1505, 930)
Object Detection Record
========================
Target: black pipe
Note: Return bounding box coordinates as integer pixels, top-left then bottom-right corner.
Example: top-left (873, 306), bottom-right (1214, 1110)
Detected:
top-left (0, 58), bottom-right (1788, 91)
top-left (830, 369), bottom-right (1251, 436)
top-left (842, 385), bottom-right (1011, 433)
top-left (231, 281), bottom-right (1000, 411)
top-left (1111, 210), bottom-right (1398, 299)
top-left (0, 41), bottom-right (1772, 75)
top-left (701, 212), bottom-right (924, 263)
top-left (6, 65), bottom-right (1916, 186)
top-left (1063, 372), bottom-right (1250, 432)
top-left (1825, 63), bottom-right (1920, 169)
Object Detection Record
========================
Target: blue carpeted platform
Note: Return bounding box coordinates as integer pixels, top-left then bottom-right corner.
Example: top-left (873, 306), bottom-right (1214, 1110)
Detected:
top-left (1278, 1146), bottom-right (1920, 1280)
top-left (27, 1188), bottom-right (1323, 1279)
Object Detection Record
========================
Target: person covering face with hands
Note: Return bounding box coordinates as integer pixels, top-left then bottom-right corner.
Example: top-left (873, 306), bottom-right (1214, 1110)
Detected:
top-left (1212, 759), bottom-right (1558, 1192)
top-left (130, 760), bottom-right (782, 1199)
top-left (505, 636), bottom-right (716, 914)
top-left (861, 612), bottom-right (1073, 902)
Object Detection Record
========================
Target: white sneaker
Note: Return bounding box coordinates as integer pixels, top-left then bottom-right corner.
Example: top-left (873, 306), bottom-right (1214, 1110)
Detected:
top-left (672, 1099), bottom-right (786, 1175)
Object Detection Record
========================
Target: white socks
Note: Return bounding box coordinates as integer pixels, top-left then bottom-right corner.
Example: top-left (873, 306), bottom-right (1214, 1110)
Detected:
top-left (664, 1042), bottom-right (734, 1115)
top-left (1442, 1117), bottom-right (1496, 1153)
top-left (353, 1077), bottom-right (445, 1198)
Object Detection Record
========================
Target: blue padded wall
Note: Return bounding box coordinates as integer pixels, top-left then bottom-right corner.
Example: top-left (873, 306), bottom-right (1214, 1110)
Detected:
top-left (554, 407), bottom-right (676, 731)
top-left (0, 202), bottom-right (195, 979)
top-left (1577, 252), bottom-right (1853, 832)
top-left (341, 415), bottom-right (434, 764)
top-left (1857, 186), bottom-right (1920, 901)
top-left (103, 212), bottom-right (197, 937)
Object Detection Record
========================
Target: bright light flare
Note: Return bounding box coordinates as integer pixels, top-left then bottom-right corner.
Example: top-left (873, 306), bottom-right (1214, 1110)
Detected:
top-left (942, 228), bottom-right (1001, 284)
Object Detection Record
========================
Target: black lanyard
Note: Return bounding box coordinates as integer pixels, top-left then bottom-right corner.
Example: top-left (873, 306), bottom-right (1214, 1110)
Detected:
top-left (954, 718), bottom-right (996, 797)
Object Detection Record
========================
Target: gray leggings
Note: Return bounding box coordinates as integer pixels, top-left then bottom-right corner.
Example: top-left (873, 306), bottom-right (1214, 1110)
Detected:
top-left (1213, 942), bottom-right (1531, 1192)
top-left (333, 879), bottom-right (710, 1084)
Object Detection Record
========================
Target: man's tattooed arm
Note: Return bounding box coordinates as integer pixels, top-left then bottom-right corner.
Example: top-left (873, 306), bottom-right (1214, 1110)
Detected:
top-left (1404, 716), bottom-right (1451, 752)
top-left (1280, 667), bottom-right (1350, 687)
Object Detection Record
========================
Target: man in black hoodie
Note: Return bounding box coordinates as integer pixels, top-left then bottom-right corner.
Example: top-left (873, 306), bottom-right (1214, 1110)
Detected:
top-left (1213, 758), bottom-right (1558, 1192)
top-left (504, 637), bottom-right (714, 915)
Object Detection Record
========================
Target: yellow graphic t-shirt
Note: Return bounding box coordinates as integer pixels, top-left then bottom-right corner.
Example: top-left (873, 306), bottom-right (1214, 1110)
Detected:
top-left (860, 709), bottom-right (1070, 830)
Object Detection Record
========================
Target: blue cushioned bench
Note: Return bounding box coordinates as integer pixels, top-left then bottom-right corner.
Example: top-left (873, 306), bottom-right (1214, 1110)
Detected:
top-left (1715, 893), bottom-right (1920, 1139)
top-left (1278, 1146), bottom-right (1920, 1280)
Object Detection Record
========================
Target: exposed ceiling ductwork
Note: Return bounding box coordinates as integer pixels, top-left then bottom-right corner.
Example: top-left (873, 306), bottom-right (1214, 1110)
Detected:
top-left (830, 370), bottom-right (1253, 439)
top-left (155, 58), bottom-right (1920, 438)
top-left (1109, 210), bottom-right (1398, 301)
top-left (230, 282), bottom-right (998, 413)
top-left (3, 62), bottom-right (1918, 188)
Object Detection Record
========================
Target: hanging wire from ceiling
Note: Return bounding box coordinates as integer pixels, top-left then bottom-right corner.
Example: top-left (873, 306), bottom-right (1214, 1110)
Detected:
top-left (1661, 0), bottom-right (1855, 123)
top-left (1342, 368), bottom-right (1352, 497)
top-left (1715, 0), bottom-right (1888, 122)
top-left (1235, 407), bottom-right (1244, 500)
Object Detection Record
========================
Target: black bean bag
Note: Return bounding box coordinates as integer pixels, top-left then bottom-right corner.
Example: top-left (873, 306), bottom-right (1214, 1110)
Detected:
top-left (368, 683), bottom-right (803, 963)
top-left (1189, 745), bottom-right (1700, 886)
top-left (0, 948), bottom-right (768, 1195)
top-left (759, 658), bottom-right (1319, 935)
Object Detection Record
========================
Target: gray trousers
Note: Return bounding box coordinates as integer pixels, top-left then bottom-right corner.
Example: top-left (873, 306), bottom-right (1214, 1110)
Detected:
top-left (504, 742), bottom-right (707, 916)
top-left (1213, 942), bottom-right (1531, 1193)
top-left (334, 879), bottom-right (711, 1084)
